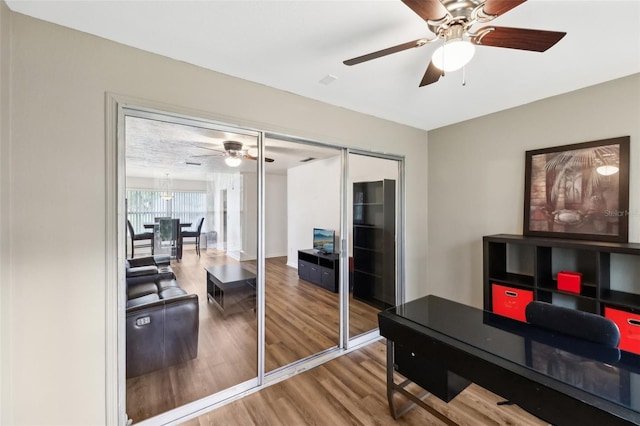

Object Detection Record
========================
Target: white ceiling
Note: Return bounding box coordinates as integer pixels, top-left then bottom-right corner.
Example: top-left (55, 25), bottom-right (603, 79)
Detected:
top-left (6, 1), bottom-right (640, 131)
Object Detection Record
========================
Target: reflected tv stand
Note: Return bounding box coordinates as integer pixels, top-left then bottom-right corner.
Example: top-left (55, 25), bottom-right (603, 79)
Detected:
top-left (297, 249), bottom-right (339, 293)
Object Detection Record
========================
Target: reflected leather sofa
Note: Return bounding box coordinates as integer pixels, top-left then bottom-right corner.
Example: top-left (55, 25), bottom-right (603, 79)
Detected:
top-left (125, 255), bottom-right (199, 378)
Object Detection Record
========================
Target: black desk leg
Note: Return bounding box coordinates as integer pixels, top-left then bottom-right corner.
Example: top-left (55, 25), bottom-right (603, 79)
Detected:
top-left (385, 339), bottom-right (457, 425)
top-left (386, 339), bottom-right (397, 418)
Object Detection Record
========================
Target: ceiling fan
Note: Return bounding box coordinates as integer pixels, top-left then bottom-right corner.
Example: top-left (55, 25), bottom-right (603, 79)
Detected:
top-left (343, 0), bottom-right (566, 87)
top-left (192, 141), bottom-right (275, 167)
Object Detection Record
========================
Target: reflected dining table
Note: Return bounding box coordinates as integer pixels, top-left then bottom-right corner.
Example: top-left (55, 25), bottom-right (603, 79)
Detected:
top-left (143, 220), bottom-right (192, 260)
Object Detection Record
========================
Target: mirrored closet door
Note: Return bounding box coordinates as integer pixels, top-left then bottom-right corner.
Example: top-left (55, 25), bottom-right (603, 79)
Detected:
top-left (347, 153), bottom-right (400, 341)
top-left (123, 109), bottom-right (259, 422)
top-left (264, 135), bottom-right (343, 373)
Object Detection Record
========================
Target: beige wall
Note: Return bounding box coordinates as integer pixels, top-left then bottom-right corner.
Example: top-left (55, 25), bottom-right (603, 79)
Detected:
top-left (1, 1), bottom-right (11, 423)
top-left (1, 11), bottom-right (428, 425)
top-left (427, 73), bottom-right (640, 308)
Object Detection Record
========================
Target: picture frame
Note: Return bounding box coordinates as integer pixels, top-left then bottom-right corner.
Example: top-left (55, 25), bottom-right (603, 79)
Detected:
top-left (523, 136), bottom-right (630, 243)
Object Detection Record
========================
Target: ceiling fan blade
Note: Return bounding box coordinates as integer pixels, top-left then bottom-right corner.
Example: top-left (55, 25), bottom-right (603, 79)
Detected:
top-left (244, 154), bottom-right (275, 163)
top-left (191, 154), bottom-right (224, 158)
top-left (482, 0), bottom-right (527, 17)
top-left (472, 26), bottom-right (566, 52)
top-left (401, 0), bottom-right (448, 21)
top-left (194, 145), bottom-right (225, 153)
top-left (419, 61), bottom-right (443, 87)
top-left (344, 38), bottom-right (430, 66)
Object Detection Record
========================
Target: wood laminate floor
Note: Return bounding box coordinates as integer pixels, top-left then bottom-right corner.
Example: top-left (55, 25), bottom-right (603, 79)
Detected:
top-left (127, 249), bottom-right (548, 425)
top-left (126, 248), bottom-right (380, 423)
top-left (184, 340), bottom-right (549, 426)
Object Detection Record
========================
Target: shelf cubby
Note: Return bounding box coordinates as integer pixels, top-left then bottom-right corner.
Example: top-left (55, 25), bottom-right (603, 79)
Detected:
top-left (536, 289), bottom-right (599, 314)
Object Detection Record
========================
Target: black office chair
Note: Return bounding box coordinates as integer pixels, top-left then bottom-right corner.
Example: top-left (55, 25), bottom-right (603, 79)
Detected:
top-left (181, 217), bottom-right (204, 257)
top-left (494, 301), bottom-right (622, 408)
top-left (525, 301), bottom-right (620, 348)
top-left (127, 219), bottom-right (154, 258)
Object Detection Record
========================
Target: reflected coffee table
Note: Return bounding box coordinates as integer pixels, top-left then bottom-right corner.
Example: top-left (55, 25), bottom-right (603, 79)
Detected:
top-left (205, 264), bottom-right (256, 318)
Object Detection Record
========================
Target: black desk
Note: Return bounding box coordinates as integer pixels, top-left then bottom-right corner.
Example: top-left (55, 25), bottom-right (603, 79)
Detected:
top-left (378, 295), bottom-right (640, 426)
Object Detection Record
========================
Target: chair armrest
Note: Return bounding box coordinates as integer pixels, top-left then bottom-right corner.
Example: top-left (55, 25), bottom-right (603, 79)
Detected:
top-left (152, 254), bottom-right (171, 266)
top-left (126, 265), bottom-right (158, 278)
top-left (126, 265), bottom-right (160, 288)
top-left (125, 294), bottom-right (199, 378)
top-left (164, 295), bottom-right (199, 365)
top-left (128, 256), bottom-right (157, 268)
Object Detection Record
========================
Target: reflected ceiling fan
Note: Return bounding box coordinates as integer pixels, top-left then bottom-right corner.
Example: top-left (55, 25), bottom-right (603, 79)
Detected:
top-left (192, 141), bottom-right (275, 167)
top-left (344, 0), bottom-right (566, 87)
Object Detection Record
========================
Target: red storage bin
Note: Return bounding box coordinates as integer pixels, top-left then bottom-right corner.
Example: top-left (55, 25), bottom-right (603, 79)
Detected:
top-left (557, 271), bottom-right (582, 293)
top-left (605, 306), bottom-right (640, 354)
top-left (492, 284), bottom-right (534, 322)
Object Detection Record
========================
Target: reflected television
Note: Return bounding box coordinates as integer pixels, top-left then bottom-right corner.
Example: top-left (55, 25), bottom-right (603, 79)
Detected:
top-left (313, 228), bottom-right (335, 254)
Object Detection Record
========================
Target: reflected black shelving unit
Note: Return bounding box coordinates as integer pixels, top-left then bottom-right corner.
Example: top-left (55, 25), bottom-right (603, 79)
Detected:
top-left (353, 179), bottom-right (395, 309)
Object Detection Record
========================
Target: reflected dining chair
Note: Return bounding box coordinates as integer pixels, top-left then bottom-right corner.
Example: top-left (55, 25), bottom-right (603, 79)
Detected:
top-left (127, 219), bottom-right (154, 258)
top-left (181, 217), bottom-right (204, 257)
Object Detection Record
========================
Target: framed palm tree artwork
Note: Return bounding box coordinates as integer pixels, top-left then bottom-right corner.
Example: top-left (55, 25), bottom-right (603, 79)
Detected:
top-left (524, 136), bottom-right (630, 242)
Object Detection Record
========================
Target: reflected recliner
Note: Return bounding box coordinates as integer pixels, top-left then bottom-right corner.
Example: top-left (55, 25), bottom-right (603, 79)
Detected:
top-left (125, 255), bottom-right (199, 378)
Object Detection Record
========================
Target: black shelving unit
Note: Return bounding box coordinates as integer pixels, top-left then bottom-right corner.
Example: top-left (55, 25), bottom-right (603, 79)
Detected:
top-left (484, 234), bottom-right (640, 353)
top-left (352, 179), bottom-right (395, 309)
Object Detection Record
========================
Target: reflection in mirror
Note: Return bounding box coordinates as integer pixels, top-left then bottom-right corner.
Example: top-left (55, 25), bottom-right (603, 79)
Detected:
top-left (348, 154), bottom-right (399, 340)
top-left (124, 113), bottom-right (258, 422)
top-left (121, 112), bottom-right (401, 421)
top-left (264, 137), bottom-right (343, 372)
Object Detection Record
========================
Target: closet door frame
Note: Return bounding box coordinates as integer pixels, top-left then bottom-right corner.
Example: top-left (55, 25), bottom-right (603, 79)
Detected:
top-left (107, 94), bottom-right (406, 425)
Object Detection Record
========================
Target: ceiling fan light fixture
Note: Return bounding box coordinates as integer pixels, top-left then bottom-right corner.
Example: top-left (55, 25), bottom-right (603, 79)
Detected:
top-left (596, 165), bottom-right (619, 176)
top-left (432, 38), bottom-right (475, 72)
top-left (225, 157), bottom-right (242, 167)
